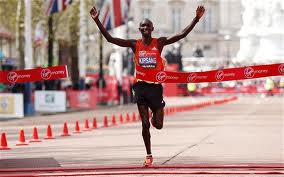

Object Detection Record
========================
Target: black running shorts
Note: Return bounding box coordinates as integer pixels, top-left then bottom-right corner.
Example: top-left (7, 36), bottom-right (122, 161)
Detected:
top-left (133, 81), bottom-right (165, 110)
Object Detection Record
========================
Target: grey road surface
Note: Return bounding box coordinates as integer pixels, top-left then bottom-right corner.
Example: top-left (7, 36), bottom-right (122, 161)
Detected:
top-left (0, 96), bottom-right (283, 177)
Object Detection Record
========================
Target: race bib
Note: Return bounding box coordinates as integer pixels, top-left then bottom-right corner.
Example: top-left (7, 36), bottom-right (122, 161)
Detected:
top-left (138, 51), bottom-right (157, 68)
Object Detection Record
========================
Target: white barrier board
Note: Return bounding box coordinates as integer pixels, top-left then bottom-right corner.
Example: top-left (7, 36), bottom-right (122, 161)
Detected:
top-left (35, 91), bottom-right (66, 112)
top-left (0, 93), bottom-right (24, 118)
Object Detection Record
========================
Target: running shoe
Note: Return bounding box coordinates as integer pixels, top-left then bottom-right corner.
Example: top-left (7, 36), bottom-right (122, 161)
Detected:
top-left (143, 155), bottom-right (153, 167)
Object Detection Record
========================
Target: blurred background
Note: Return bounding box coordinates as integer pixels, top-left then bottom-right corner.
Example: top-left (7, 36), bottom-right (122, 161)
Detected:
top-left (0, 0), bottom-right (283, 117)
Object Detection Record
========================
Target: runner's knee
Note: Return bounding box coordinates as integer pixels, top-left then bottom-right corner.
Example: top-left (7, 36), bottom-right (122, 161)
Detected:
top-left (142, 121), bottom-right (150, 129)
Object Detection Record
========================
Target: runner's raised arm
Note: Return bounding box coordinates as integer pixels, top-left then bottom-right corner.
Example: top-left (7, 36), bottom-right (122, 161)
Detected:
top-left (158, 6), bottom-right (205, 49)
top-left (90, 6), bottom-right (136, 50)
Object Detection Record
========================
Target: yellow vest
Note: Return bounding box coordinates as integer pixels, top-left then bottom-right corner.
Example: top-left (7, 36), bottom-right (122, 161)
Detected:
top-left (265, 79), bottom-right (274, 90)
top-left (187, 83), bottom-right (196, 92)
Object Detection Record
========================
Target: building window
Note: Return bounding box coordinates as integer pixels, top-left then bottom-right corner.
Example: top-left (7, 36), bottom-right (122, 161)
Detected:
top-left (141, 7), bottom-right (151, 20)
top-left (172, 7), bottom-right (182, 33)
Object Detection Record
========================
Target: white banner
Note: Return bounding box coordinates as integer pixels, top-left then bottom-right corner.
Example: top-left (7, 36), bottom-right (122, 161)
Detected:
top-left (35, 91), bottom-right (66, 112)
top-left (0, 93), bottom-right (24, 118)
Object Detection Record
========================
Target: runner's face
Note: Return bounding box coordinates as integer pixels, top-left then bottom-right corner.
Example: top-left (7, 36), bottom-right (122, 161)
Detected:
top-left (139, 19), bottom-right (154, 37)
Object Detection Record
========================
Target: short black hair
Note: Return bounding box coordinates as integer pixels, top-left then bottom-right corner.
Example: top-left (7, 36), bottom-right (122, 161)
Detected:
top-left (139, 18), bottom-right (153, 27)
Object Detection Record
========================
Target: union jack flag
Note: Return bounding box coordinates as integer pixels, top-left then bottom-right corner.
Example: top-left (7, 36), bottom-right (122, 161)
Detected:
top-left (100, 0), bottom-right (131, 31)
top-left (46, 0), bottom-right (72, 16)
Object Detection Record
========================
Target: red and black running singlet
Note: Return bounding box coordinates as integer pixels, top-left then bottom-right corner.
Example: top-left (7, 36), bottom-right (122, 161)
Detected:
top-left (134, 38), bottom-right (165, 82)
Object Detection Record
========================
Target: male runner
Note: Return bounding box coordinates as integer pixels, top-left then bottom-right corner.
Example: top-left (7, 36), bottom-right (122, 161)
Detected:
top-left (90, 5), bottom-right (205, 166)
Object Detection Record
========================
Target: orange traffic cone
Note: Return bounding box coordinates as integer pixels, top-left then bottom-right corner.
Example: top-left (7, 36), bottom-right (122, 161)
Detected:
top-left (111, 115), bottom-right (116, 126)
top-left (126, 113), bottom-right (130, 123)
top-left (44, 125), bottom-right (55, 139)
top-left (83, 119), bottom-right (91, 131)
top-left (16, 129), bottom-right (29, 146)
top-left (0, 132), bottom-right (11, 150)
top-left (74, 121), bottom-right (81, 133)
top-left (119, 114), bottom-right (123, 124)
top-left (29, 127), bottom-right (42, 143)
top-left (103, 116), bottom-right (108, 127)
top-left (132, 112), bottom-right (136, 122)
top-left (92, 117), bottom-right (97, 129)
top-left (61, 122), bottom-right (70, 136)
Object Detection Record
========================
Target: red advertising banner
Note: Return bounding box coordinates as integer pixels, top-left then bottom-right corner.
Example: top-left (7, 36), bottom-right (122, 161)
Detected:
top-left (0, 65), bottom-right (68, 84)
top-left (86, 74), bottom-right (119, 104)
top-left (136, 63), bottom-right (284, 83)
top-left (0, 64), bottom-right (283, 84)
top-left (67, 90), bottom-right (97, 109)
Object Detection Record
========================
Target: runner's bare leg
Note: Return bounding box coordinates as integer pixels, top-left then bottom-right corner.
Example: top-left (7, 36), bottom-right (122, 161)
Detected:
top-left (138, 104), bottom-right (151, 154)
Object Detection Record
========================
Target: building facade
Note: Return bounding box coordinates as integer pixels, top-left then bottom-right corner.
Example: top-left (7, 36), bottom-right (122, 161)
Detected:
top-left (127, 0), bottom-right (242, 60)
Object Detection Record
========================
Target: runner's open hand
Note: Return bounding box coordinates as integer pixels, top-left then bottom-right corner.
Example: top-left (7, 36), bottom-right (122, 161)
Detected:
top-left (90, 6), bottom-right (100, 20)
top-left (196, 6), bottom-right (205, 19)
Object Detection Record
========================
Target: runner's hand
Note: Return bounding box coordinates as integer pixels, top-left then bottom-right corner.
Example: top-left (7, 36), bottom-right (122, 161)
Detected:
top-left (90, 6), bottom-right (100, 20)
top-left (196, 6), bottom-right (205, 19)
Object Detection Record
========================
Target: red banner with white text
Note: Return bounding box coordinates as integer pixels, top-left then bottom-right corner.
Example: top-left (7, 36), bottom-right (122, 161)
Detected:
top-left (0, 65), bottom-right (68, 84)
top-left (0, 63), bottom-right (283, 84)
top-left (136, 63), bottom-right (284, 83)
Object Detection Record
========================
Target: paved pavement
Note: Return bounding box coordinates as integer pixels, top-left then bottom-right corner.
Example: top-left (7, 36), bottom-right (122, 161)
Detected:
top-left (0, 95), bottom-right (283, 176)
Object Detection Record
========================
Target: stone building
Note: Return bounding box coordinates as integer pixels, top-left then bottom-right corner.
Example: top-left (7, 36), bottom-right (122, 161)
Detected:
top-left (131, 0), bottom-right (241, 59)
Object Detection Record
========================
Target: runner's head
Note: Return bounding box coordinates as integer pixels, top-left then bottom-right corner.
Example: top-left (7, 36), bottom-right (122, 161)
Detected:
top-left (139, 18), bottom-right (154, 38)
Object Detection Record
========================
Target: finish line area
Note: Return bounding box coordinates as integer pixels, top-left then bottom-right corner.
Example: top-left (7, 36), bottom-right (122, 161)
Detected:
top-left (0, 163), bottom-right (283, 176)
top-left (0, 96), bottom-right (283, 176)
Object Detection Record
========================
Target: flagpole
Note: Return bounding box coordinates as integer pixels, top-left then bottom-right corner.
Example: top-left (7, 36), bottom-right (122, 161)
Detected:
top-left (24, 0), bottom-right (33, 69)
top-left (96, 0), bottom-right (106, 104)
top-left (97, 33), bottom-right (106, 104)
top-left (99, 34), bottom-right (103, 80)
top-left (24, 0), bottom-right (34, 116)
top-left (48, 15), bottom-right (53, 67)
top-left (79, 0), bottom-right (88, 90)
top-left (125, 2), bottom-right (133, 103)
top-left (45, 15), bottom-right (56, 90)
top-left (15, 0), bottom-right (23, 69)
